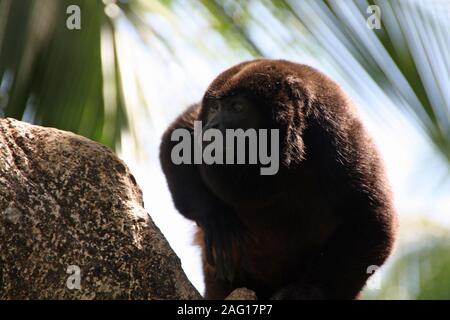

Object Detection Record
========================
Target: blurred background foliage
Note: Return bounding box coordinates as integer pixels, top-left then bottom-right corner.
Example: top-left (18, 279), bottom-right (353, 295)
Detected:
top-left (0, 0), bottom-right (449, 299)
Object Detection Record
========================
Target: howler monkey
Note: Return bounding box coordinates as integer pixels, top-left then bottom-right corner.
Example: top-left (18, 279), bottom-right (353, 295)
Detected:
top-left (160, 59), bottom-right (397, 299)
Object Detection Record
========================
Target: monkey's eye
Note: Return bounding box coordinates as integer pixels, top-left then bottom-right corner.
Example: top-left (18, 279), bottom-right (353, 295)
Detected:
top-left (209, 104), bottom-right (219, 113)
top-left (231, 102), bottom-right (245, 112)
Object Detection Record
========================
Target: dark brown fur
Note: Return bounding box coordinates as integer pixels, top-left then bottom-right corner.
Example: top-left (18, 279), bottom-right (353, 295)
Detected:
top-left (160, 59), bottom-right (397, 299)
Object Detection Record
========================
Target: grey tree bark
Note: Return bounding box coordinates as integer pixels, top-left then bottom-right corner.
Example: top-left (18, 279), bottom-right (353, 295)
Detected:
top-left (0, 118), bottom-right (201, 299)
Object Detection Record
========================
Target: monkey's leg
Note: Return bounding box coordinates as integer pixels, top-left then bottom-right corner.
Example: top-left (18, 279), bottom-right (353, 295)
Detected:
top-left (272, 211), bottom-right (396, 300)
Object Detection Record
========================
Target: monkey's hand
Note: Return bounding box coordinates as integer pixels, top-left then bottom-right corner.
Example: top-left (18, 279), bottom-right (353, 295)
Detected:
top-left (271, 283), bottom-right (324, 300)
top-left (199, 209), bottom-right (251, 282)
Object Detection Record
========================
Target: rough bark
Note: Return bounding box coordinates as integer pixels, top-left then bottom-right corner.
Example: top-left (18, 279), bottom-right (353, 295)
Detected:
top-left (0, 118), bottom-right (201, 299)
top-left (225, 288), bottom-right (257, 300)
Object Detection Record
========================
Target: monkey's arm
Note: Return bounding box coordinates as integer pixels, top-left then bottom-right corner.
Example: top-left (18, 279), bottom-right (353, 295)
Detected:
top-left (273, 199), bottom-right (396, 300)
top-left (160, 104), bottom-right (217, 221)
top-left (160, 104), bottom-right (248, 280)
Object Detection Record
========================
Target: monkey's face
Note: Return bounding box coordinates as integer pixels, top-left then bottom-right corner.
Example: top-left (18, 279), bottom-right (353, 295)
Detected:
top-left (202, 93), bottom-right (267, 132)
top-left (198, 93), bottom-right (280, 207)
